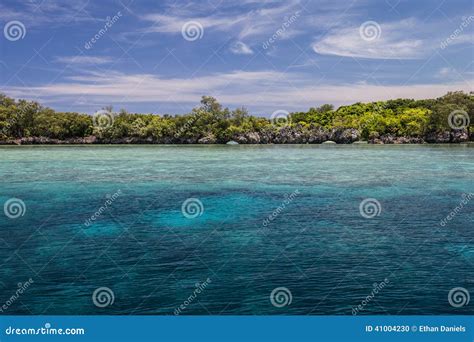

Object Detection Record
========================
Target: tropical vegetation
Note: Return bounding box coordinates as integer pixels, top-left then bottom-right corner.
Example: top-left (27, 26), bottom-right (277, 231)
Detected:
top-left (0, 92), bottom-right (472, 144)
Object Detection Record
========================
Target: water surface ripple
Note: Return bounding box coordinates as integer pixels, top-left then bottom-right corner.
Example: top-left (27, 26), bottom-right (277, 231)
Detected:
top-left (0, 145), bottom-right (472, 315)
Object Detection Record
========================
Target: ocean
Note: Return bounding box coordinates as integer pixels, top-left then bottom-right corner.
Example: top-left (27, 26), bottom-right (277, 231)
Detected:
top-left (0, 145), bottom-right (472, 314)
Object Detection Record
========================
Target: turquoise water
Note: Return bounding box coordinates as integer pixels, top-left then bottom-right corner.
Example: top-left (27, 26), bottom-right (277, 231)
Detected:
top-left (0, 145), bottom-right (473, 315)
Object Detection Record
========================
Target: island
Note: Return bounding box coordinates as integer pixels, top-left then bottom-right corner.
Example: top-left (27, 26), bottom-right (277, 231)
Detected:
top-left (0, 91), bottom-right (472, 145)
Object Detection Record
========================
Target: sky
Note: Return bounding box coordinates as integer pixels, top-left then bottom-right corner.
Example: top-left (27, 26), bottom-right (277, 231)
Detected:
top-left (0, 0), bottom-right (473, 116)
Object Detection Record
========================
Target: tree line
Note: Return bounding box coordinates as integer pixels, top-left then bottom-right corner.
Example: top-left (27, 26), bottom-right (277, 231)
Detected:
top-left (0, 92), bottom-right (472, 143)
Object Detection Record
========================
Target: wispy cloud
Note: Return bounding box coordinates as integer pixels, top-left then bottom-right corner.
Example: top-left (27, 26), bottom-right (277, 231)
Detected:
top-left (230, 41), bottom-right (254, 55)
top-left (443, 33), bottom-right (474, 47)
top-left (437, 67), bottom-right (456, 78)
top-left (141, 0), bottom-right (304, 40)
top-left (0, 1), bottom-right (98, 27)
top-left (55, 56), bottom-right (113, 65)
top-left (313, 18), bottom-right (427, 59)
top-left (4, 69), bottom-right (472, 113)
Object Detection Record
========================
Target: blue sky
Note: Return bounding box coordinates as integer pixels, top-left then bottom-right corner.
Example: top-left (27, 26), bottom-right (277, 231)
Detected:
top-left (0, 0), bottom-right (473, 115)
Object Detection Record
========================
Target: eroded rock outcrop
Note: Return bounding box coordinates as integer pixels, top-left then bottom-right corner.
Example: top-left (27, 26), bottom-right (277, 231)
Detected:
top-left (1, 128), bottom-right (471, 145)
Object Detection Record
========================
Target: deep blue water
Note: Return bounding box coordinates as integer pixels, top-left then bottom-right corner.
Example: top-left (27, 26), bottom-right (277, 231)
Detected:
top-left (0, 145), bottom-right (473, 315)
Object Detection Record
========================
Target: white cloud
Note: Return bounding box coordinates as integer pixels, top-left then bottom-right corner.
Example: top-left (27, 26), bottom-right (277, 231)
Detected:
top-left (0, 1), bottom-right (98, 27)
top-left (230, 41), bottom-right (254, 55)
top-left (142, 0), bottom-right (303, 40)
top-left (3, 69), bottom-right (472, 113)
top-left (442, 33), bottom-right (474, 47)
top-left (144, 13), bottom-right (244, 34)
top-left (313, 18), bottom-right (427, 59)
top-left (437, 67), bottom-right (455, 78)
top-left (55, 56), bottom-right (113, 65)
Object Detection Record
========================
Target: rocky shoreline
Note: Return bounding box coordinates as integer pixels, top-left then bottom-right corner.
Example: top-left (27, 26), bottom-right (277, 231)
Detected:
top-left (1, 127), bottom-right (471, 145)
